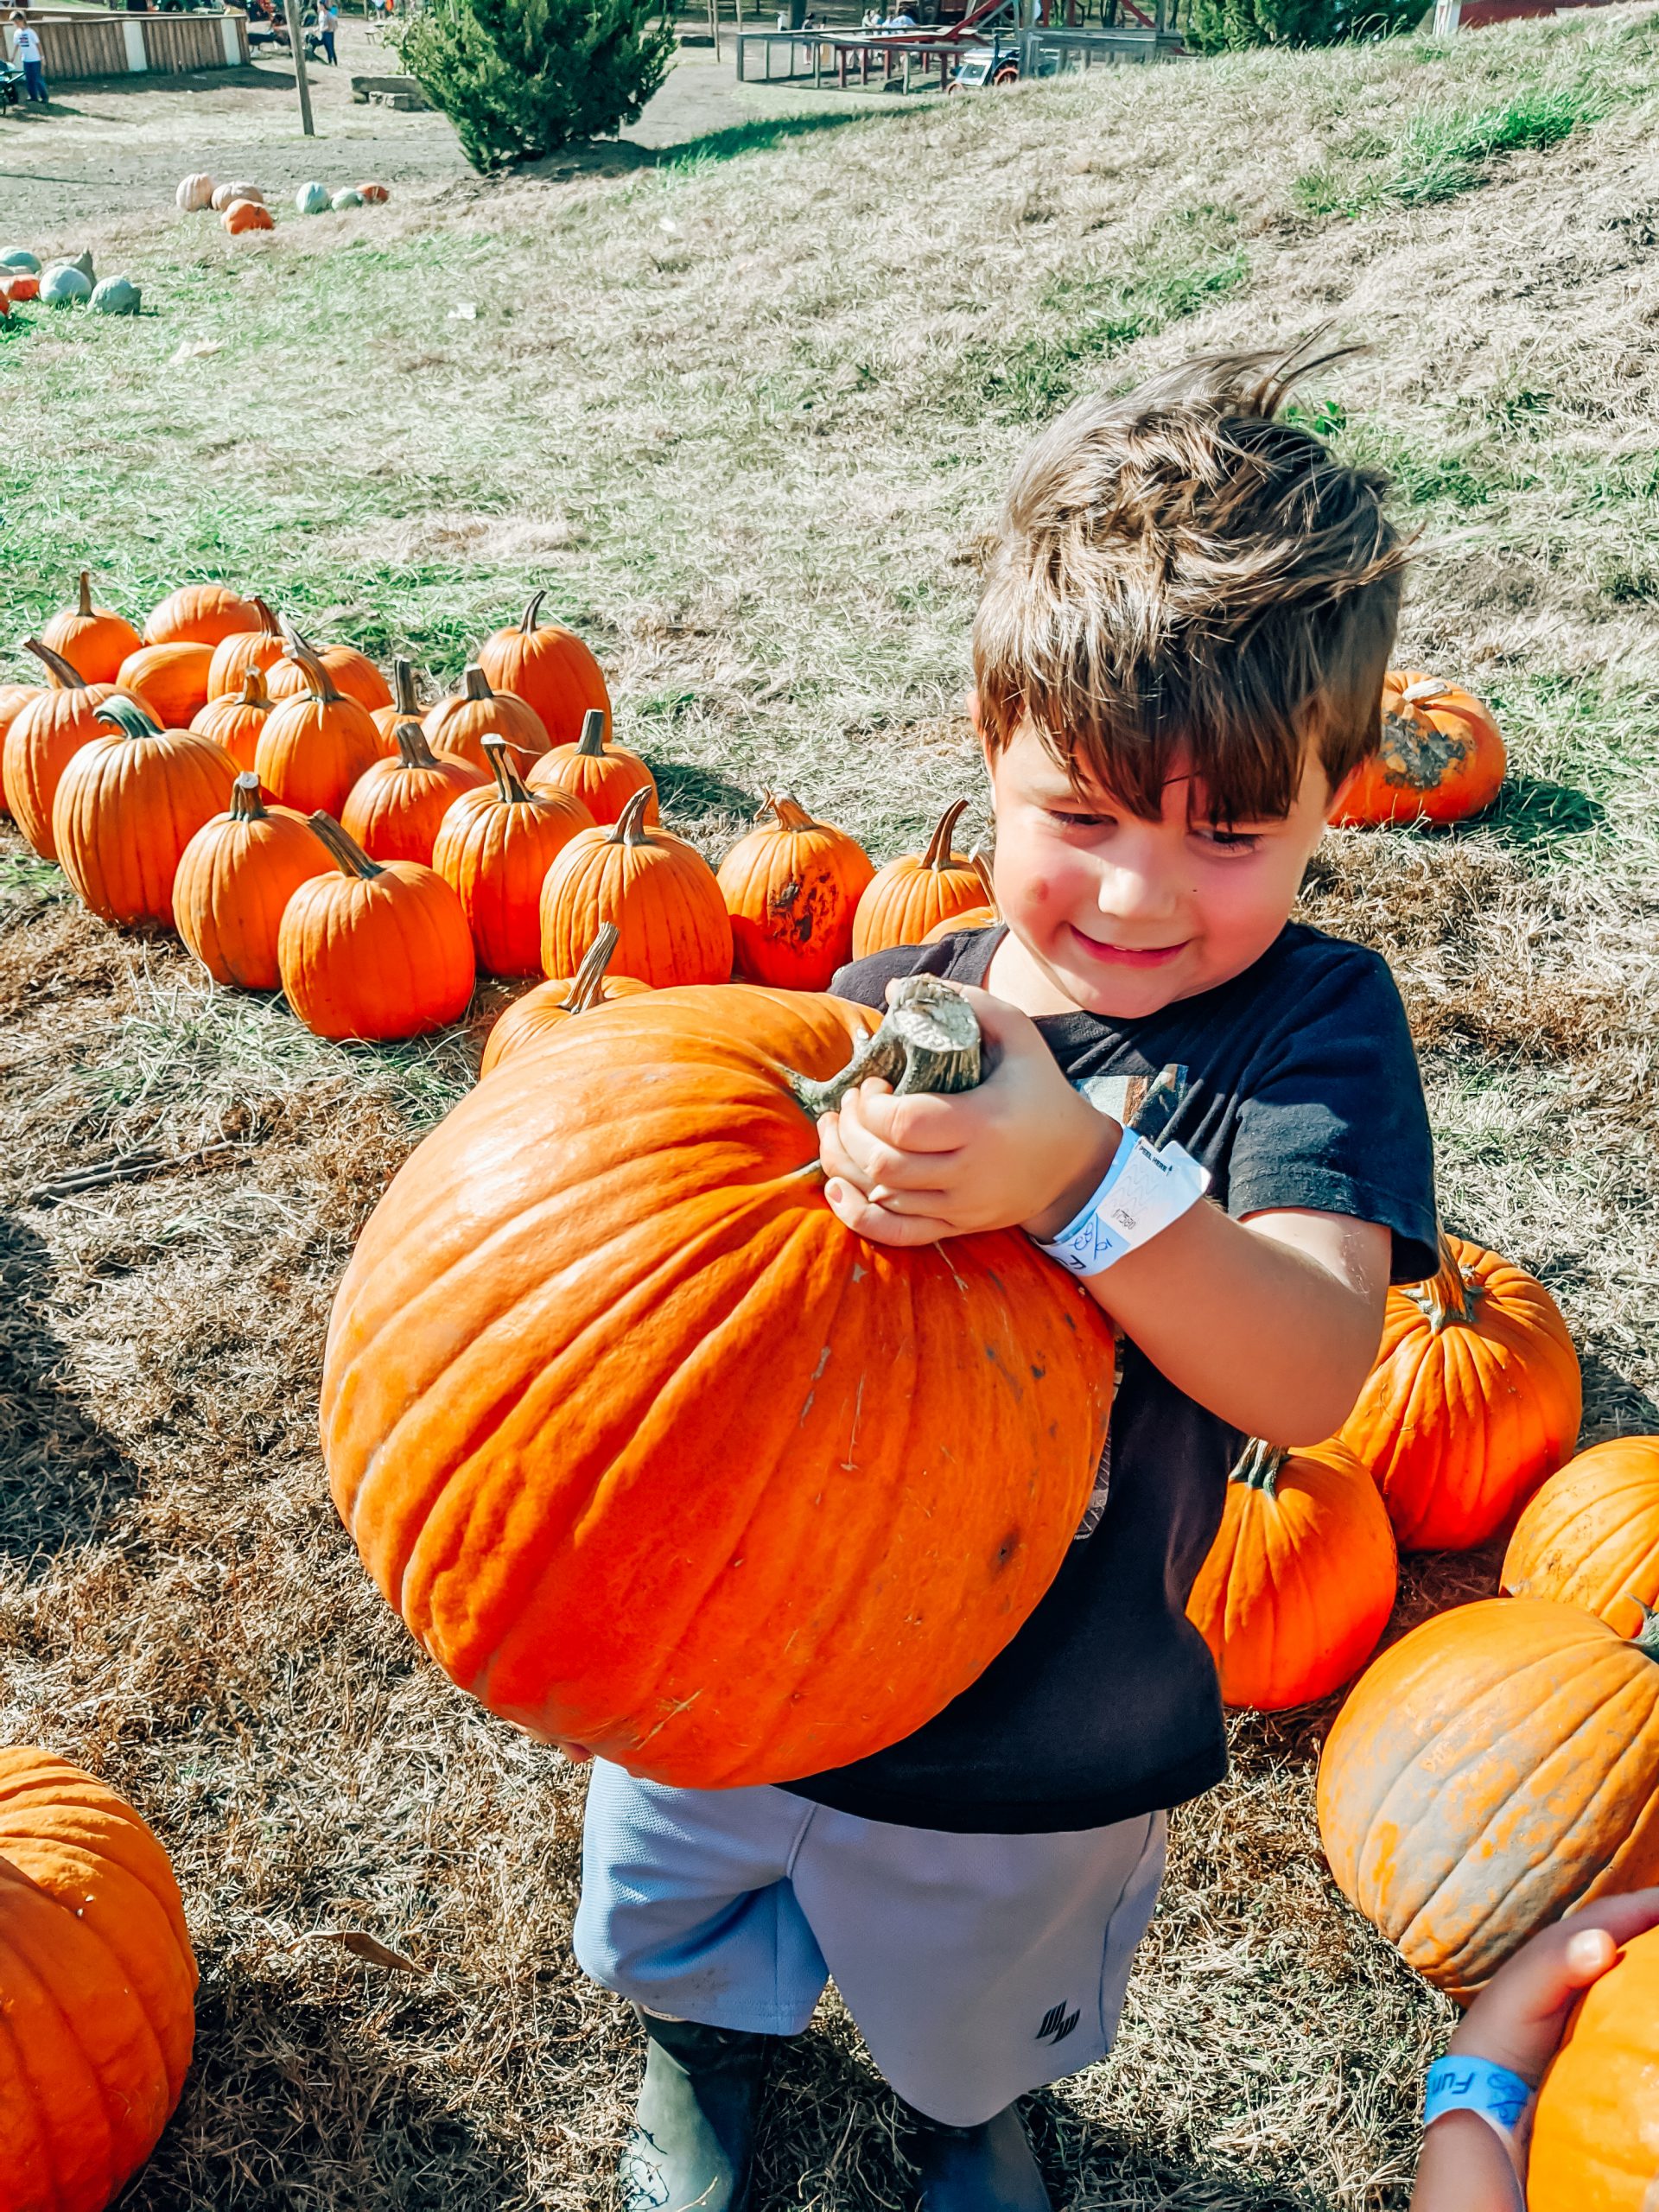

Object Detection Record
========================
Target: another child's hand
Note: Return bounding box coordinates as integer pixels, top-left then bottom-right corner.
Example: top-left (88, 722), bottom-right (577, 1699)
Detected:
top-left (817, 984), bottom-right (1118, 1245)
top-left (1448, 1886), bottom-right (1659, 2085)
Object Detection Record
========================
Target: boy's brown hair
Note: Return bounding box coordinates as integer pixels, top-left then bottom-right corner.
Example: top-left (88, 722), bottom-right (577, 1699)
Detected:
top-left (972, 344), bottom-right (1407, 824)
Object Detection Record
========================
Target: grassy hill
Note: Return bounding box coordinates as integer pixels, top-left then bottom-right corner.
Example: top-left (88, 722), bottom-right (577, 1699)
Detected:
top-left (3, 10), bottom-right (1657, 2207)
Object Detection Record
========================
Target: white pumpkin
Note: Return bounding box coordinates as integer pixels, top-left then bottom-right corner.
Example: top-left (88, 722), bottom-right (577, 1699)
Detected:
top-left (176, 173), bottom-right (216, 213)
top-left (331, 188), bottom-right (364, 212)
top-left (296, 181), bottom-right (332, 216)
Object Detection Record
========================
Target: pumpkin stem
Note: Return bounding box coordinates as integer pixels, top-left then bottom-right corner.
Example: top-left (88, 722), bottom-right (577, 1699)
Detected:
top-left (969, 847), bottom-right (997, 909)
top-left (484, 734), bottom-right (536, 805)
top-left (250, 594), bottom-right (282, 638)
top-left (1400, 677), bottom-right (1454, 706)
top-left (391, 656), bottom-right (421, 717)
top-left (238, 664), bottom-right (273, 709)
top-left (787, 976), bottom-right (982, 1120)
top-left (576, 707), bottom-right (607, 756)
top-left (278, 617), bottom-right (344, 705)
top-left (1408, 1231), bottom-right (1481, 1332)
top-left (1230, 1438), bottom-right (1288, 1495)
top-left (230, 771), bottom-right (268, 823)
top-left (563, 922), bottom-right (621, 1014)
top-left (462, 664), bottom-right (495, 703)
top-left (308, 812), bottom-right (383, 880)
top-left (765, 793), bottom-right (817, 833)
top-left (1633, 1606), bottom-right (1659, 1662)
top-left (520, 588), bottom-right (547, 637)
top-left (75, 570), bottom-right (95, 619)
top-left (22, 636), bottom-right (86, 691)
top-left (391, 718), bottom-right (442, 772)
top-left (94, 694), bottom-right (165, 742)
top-left (922, 798), bottom-right (969, 873)
top-left (607, 785), bottom-right (654, 847)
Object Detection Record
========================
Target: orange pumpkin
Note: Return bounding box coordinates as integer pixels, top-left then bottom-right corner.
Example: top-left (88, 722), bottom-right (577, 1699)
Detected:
top-left (1502, 1436), bottom-right (1659, 1639)
top-left (174, 773), bottom-right (331, 989)
top-left (143, 582), bottom-right (262, 649)
top-left (342, 718), bottom-right (489, 867)
top-left (41, 569), bottom-right (143, 685)
top-left (1185, 1436), bottom-right (1396, 1712)
top-left (278, 814), bottom-right (476, 1041)
top-left (1337, 1231), bottom-right (1581, 1552)
top-left (205, 595), bottom-right (286, 700)
top-left (117, 639), bottom-right (215, 728)
top-left (477, 922), bottom-right (651, 1077)
top-left (189, 664), bottom-right (276, 773)
top-left (1529, 1920), bottom-right (1659, 2209)
top-left (221, 198), bottom-right (274, 236)
top-left (1317, 1597), bottom-right (1659, 1999)
top-left (52, 694), bottom-right (238, 930)
top-left (319, 976), bottom-right (1116, 1786)
top-left (3, 641), bottom-right (130, 861)
top-left (432, 738), bottom-right (594, 978)
top-left (255, 635), bottom-right (385, 817)
top-left (0, 1745), bottom-right (198, 2212)
top-left (372, 655), bottom-right (424, 749)
top-left (539, 785), bottom-right (733, 988)
top-left (717, 793), bottom-right (875, 992)
top-left (852, 800), bottom-right (986, 957)
top-left (423, 662), bottom-right (549, 771)
top-left (1333, 672), bottom-right (1506, 828)
top-left (526, 706), bottom-right (658, 827)
top-left (265, 620), bottom-right (394, 716)
top-left (357, 181), bottom-right (391, 202)
top-left (0, 683), bottom-right (36, 814)
top-left (923, 849), bottom-right (998, 942)
top-left (477, 588), bottom-right (610, 747)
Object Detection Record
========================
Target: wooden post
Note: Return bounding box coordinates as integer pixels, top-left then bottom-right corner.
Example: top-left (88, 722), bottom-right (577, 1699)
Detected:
top-left (283, 0), bottom-right (315, 131)
top-left (708, 0), bottom-right (721, 59)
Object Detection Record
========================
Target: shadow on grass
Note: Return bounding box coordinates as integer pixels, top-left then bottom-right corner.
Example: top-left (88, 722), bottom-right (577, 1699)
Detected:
top-left (650, 754), bottom-right (761, 817)
top-left (660, 104), bottom-right (922, 173)
top-left (1478, 772), bottom-right (1605, 847)
top-left (1578, 1347), bottom-right (1659, 1440)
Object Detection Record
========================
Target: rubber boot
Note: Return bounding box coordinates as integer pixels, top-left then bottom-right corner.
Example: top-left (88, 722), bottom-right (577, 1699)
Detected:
top-left (619, 2006), bottom-right (774, 2212)
top-left (902, 2099), bottom-right (1053, 2212)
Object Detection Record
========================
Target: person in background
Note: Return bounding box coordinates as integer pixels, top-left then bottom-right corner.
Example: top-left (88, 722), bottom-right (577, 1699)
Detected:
top-left (10, 10), bottom-right (46, 102)
top-left (317, 0), bottom-right (338, 62)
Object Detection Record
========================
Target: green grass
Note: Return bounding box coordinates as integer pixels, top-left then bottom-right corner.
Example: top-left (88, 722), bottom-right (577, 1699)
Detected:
top-left (1295, 84), bottom-right (1600, 215)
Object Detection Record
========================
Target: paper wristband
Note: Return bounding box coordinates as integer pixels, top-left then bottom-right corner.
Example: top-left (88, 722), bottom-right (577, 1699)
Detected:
top-left (1422, 2056), bottom-right (1535, 2175)
top-left (1031, 1131), bottom-right (1211, 1278)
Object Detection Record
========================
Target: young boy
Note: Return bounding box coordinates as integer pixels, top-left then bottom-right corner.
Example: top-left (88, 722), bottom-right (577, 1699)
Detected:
top-left (573, 346), bottom-right (1440, 2211)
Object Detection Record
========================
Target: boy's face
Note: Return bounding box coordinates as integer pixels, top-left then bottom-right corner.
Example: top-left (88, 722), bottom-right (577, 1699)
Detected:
top-left (983, 718), bottom-right (1348, 1021)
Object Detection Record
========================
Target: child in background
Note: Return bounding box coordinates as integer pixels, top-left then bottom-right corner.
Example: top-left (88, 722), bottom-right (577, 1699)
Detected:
top-left (316, 0), bottom-right (338, 62)
top-left (10, 10), bottom-right (47, 102)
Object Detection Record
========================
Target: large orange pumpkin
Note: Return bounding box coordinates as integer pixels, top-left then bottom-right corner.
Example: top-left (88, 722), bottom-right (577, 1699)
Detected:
top-left (0, 1745), bottom-right (198, 2212)
top-left (1185, 1435), bottom-right (1396, 1712)
top-left (174, 773), bottom-right (331, 990)
top-left (1337, 1231), bottom-right (1580, 1552)
top-left (265, 620), bottom-right (394, 717)
top-left (189, 664), bottom-right (275, 774)
top-left (320, 977), bottom-right (1116, 1787)
top-left (205, 594), bottom-right (286, 700)
top-left (432, 739), bottom-right (594, 978)
top-left (53, 696), bottom-right (238, 931)
top-left (540, 786), bottom-right (733, 988)
top-left (221, 198), bottom-right (274, 236)
top-left (41, 570), bottom-right (143, 685)
top-left (278, 814), bottom-right (476, 1041)
top-left (255, 637), bottom-right (385, 816)
top-left (1502, 1436), bottom-right (1659, 1639)
top-left (1333, 672), bottom-right (1506, 828)
top-left (3, 641), bottom-right (130, 861)
top-left (477, 922), bottom-right (651, 1077)
top-left (423, 663), bottom-right (549, 772)
top-left (117, 639), bottom-right (215, 728)
top-left (717, 793), bottom-right (874, 992)
top-left (1317, 1597), bottom-right (1659, 1999)
top-left (852, 799), bottom-right (986, 957)
top-left (342, 718), bottom-right (488, 866)
top-left (143, 582), bottom-right (262, 649)
top-left (477, 588), bottom-right (610, 747)
top-left (1529, 1920), bottom-right (1659, 2209)
top-left (526, 706), bottom-right (658, 827)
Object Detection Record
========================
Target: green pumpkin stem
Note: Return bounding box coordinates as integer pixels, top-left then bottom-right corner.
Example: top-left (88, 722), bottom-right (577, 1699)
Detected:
top-left (789, 975), bottom-right (982, 1121)
top-left (23, 636), bottom-right (87, 691)
top-left (1408, 1231), bottom-right (1481, 1333)
top-left (391, 718), bottom-right (442, 772)
top-left (94, 694), bottom-right (165, 742)
top-left (922, 798), bottom-right (969, 873)
top-left (519, 588), bottom-right (547, 637)
top-left (608, 785), bottom-right (654, 847)
top-left (576, 707), bottom-right (609, 755)
top-left (278, 616), bottom-right (344, 705)
top-left (484, 735), bottom-right (536, 805)
top-left (563, 923), bottom-right (621, 1014)
top-left (308, 811), bottom-right (382, 880)
top-left (230, 772), bottom-right (268, 823)
top-left (1230, 1438), bottom-right (1288, 1496)
top-left (391, 657), bottom-right (421, 718)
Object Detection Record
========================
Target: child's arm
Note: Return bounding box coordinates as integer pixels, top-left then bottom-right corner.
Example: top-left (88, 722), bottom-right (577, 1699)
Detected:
top-left (819, 988), bottom-right (1388, 1446)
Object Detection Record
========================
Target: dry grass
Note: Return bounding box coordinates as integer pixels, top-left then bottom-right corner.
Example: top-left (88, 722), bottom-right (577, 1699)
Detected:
top-left (3, 10), bottom-right (1659, 2209)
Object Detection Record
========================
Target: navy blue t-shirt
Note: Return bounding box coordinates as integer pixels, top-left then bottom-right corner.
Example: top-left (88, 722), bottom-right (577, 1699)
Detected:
top-left (782, 920), bottom-right (1439, 1835)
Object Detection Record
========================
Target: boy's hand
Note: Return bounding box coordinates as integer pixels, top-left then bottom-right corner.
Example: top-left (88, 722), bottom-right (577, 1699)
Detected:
top-left (1447, 1886), bottom-right (1659, 2086)
top-left (818, 984), bottom-right (1120, 1245)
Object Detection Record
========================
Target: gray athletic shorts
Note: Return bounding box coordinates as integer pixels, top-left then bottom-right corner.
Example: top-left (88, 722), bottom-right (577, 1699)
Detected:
top-left (575, 1758), bottom-right (1167, 2126)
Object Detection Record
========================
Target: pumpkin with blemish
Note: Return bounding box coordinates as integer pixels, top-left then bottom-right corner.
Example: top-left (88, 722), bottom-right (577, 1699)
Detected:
top-left (717, 793), bottom-right (874, 992)
top-left (1334, 671), bottom-right (1506, 827)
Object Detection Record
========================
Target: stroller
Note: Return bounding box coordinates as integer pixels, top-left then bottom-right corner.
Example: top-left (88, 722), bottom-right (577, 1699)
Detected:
top-left (0, 55), bottom-right (22, 105)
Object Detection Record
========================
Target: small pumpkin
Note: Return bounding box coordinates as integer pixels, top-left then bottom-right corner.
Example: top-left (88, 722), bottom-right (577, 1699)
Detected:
top-left (2, 640), bottom-right (131, 861)
top-left (433, 737), bottom-right (594, 978)
top-left (296, 181), bottom-right (332, 216)
top-left (526, 705), bottom-right (658, 827)
top-left (41, 571), bottom-right (143, 685)
top-left (1, 271), bottom-right (39, 302)
top-left (1185, 1436), bottom-right (1397, 1712)
top-left (52, 694), bottom-right (238, 930)
top-left (357, 181), bottom-right (391, 204)
top-left (717, 792), bottom-right (874, 992)
top-left (40, 264), bottom-right (92, 307)
top-left (143, 582), bottom-right (262, 650)
top-left (372, 655), bottom-right (424, 749)
top-left (477, 921), bottom-right (651, 1077)
top-left (1333, 673), bottom-right (1506, 828)
top-left (0, 1745), bottom-right (199, 2212)
top-left (206, 595), bottom-right (287, 699)
top-left (90, 276), bottom-right (143, 316)
top-left (1317, 1596), bottom-right (1659, 1999)
top-left (1, 248), bottom-right (42, 273)
top-left (342, 718), bottom-right (488, 867)
top-left (175, 171), bottom-right (216, 211)
top-left (539, 785), bottom-right (734, 989)
top-left (211, 181), bottom-right (264, 211)
top-left (1529, 1919), bottom-right (1659, 2209)
top-left (174, 773), bottom-right (332, 990)
top-left (332, 188), bottom-right (365, 212)
top-left (1337, 1230), bottom-right (1581, 1552)
top-left (423, 662), bottom-right (550, 772)
top-left (189, 664), bottom-right (276, 774)
top-left (277, 813), bottom-right (476, 1041)
top-left (1502, 1436), bottom-right (1659, 1639)
top-left (118, 639), bottom-right (215, 729)
top-left (478, 588), bottom-right (610, 747)
top-left (923, 850), bottom-right (998, 941)
top-left (852, 800), bottom-right (986, 957)
top-left (222, 199), bottom-right (275, 237)
top-left (254, 632), bottom-right (385, 817)
top-left (265, 619), bottom-right (393, 716)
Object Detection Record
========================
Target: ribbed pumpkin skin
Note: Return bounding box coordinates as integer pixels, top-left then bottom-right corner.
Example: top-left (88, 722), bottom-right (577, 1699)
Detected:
top-left (1503, 1436), bottom-right (1659, 1638)
top-left (479, 970), bottom-right (651, 1076)
top-left (716, 799), bottom-right (874, 992)
top-left (205, 600), bottom-right (286, 699)
top-left (0, 1745), bottom-right (198, 2212)
top-left (118, 641), bottom-right (214, 728)
top-left (540, 794), bottom-right (733, 988)
top-left (432, 760), bottom-right (593, 979)
top-left (341, 738), bottom-right (488, 866)
top-left (1316, 1598), bottom-right (1659, 1999)
top-left (1185, 1438), bottom-right (1397, 1712)
top-left (255, 689), bottom-right (384, 816)
top-left (53, 719), bottom-right (238, 930)
top-left (321, 983), bottom-right (1116, 1787)
top-left (422, 673), bottom-right (550, 772)
top-left (0, 685), bottom-right (35, 813)
top-left (1334, 671), bottom-right (1506, 827)
top-left (41, 576), bottom-right (142, 685)
top-left (279, 855), bottom-right (475, 1042)
top-left (923, 905), bottom-right (997, 943)
top-left (189, 670), bottom-right (274, 773)
top-left (852, 801), bottom-right (985, 957)
top-left (1529, 1921), bottom-right (1659, 2211)
top-left (142, 583), bottom-right (260, 649)
top-left (1336, 1233), bottom-right (1581, 1551)
top-left (174, 785), bottom-right (330, 988)
top-left (478, 592), bottom-right (610, 747)
top-left (526, 721), bottom-right (658, 827)
top-left (3, 682), bottom-right (126, 860)
top-left (266, 644), bottom-right (393, 716)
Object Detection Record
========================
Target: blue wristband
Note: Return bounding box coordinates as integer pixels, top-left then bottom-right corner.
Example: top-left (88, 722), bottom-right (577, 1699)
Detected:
top-left (1423, 2055), bottom-right (1535, 2174)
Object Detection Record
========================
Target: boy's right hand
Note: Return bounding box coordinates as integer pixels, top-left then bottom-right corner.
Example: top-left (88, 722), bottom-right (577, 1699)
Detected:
top-left (1449, 1885), bottom-right (1659, 2085)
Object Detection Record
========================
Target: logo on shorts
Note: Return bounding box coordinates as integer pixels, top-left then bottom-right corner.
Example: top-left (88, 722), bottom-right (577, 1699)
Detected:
top-left (1034, 2001), bottom-right (1080, 2045)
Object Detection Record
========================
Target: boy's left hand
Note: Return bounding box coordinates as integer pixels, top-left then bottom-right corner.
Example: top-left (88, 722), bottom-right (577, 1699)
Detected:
top-left (818, 984), bottom-right (1119, 1246)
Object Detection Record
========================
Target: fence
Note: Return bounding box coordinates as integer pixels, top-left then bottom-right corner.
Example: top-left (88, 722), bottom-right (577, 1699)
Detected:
top-left (11, 7), bottom-right (251, 82)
